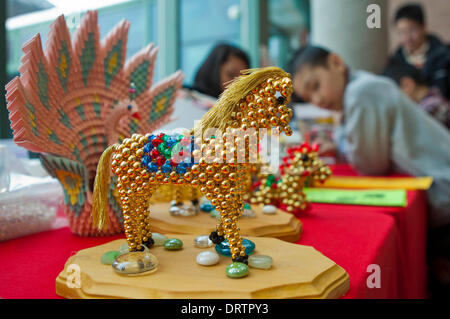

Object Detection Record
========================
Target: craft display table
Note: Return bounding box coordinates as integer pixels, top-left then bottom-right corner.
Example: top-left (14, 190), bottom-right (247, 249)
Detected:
top-left (0, 165), bottom-right (427, 299)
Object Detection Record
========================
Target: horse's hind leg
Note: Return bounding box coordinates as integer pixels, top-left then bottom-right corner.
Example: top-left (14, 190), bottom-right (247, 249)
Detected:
top-left (134, 186), bottom-right (158, 249)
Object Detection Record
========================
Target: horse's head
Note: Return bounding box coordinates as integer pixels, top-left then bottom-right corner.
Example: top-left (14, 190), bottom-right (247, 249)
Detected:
top-left (234, 68), bottom-right (294, 136)
top-left (196, 67), bottom-right (294, 136)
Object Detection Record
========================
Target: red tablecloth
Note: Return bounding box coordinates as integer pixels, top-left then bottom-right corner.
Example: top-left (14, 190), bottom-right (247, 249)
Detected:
top-left (0, 165), bottom-right (428, 299)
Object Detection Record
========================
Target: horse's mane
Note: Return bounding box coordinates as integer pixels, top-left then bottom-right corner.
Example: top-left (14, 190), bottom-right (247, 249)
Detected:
top-left (194, 67), bottom-right (290, 133)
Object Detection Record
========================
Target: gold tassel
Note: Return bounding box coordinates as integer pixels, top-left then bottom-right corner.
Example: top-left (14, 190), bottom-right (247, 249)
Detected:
top-left (92, 144), bottom-right (118, 231)
top-left (194, 67), bottom-right (290, 133)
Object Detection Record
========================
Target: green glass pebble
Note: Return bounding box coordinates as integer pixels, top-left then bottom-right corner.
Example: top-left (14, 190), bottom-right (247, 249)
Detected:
top-left (164, 238), bottom-right (183, 250)
top-left (215, 238), bottom-right (255, 257)
top-left (118, 243), bottom-right (130, 254)
top-left (152, 233), bottom-right (168, 246)
top-left (226, 262), bottom-right (249, 278)
top-left (100, 250), bottom-right (121, 265)
top-left (248, 254), bottom-right (273, 270)
top-left (210, 209), bottom-right (220, 219)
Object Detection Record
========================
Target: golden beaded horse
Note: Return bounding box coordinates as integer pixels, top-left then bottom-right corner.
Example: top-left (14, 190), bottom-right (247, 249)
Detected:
top-left (92, 67), bottom-right (293, 266)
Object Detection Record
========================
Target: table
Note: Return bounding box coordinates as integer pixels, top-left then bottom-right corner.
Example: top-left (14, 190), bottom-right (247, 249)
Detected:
top-left (0, 165), bottom-right (428, 299)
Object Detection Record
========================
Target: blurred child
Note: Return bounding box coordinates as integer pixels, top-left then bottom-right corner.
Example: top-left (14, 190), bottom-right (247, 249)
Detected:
top-left (384, 61), bottom-right (450, 129)
top-left (384, 3), bottom-right (450, 99)
top-left (191, 43), bottom-right (250, 99)
top-left (289, 45), bottom-right (450, 296)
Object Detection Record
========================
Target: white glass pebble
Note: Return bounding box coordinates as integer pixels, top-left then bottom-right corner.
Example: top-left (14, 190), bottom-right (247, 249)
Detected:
top-left (262, 205), bottom-right (277, 214)
top-left (248, 254), bottom-right (273, 270)
top-left (194, 235), bottom-right (213, 248)
top-left (196, 251), bottom-right (220, 266)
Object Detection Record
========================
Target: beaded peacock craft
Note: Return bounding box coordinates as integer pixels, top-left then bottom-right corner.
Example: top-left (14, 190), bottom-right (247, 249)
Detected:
top-left (5, 11), bottom-right (183, 236)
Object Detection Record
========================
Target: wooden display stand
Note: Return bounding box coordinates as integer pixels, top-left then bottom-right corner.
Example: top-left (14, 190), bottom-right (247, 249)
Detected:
top-left (56, 234), bottom-right (349, 299)
top-left (148, 203), bottom-right (302, 242)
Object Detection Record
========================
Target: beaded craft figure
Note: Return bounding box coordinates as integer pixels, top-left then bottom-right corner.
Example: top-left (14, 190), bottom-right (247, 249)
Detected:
top-left (251, 143), bottom-right (332, 212)
top-left (92, 67), bottom-right (294, 266)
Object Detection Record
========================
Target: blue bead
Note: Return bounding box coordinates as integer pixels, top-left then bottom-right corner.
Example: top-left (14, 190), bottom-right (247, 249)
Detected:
top-left (143, 143), bottom-right (153, 153)
top-left (165, 137), bottom-right (174, 146)
top-left (176, 165), bottom-right (186, 174)
top-left (161, 164), bottom-right (172, 173)
top-left (148, 134), bottom-right (156, 142)
top-left (147, 162), bottom-right (158, 172)
top-left (141, 155), bottom-right (150, 166)
top-left (215, 239), bottom-right (256, 257)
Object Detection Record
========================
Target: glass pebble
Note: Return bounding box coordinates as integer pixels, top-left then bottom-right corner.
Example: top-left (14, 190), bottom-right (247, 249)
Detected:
top-left (210, 209), bottom-right (220, 219)
top-left (242, 208), bottom-right (256, 218)
top-left (112, 251), bottom-right (158, 275)
top-left (100, 250), bottom-right (121, 265)
top-left (164, 238), bottom-right (183, 250)
top-left (226, 262), bottom-right (249, 278)
top-left (196, 251), bottom-right (220, 266)
top-left (248, 254), bottom-right (273, 270)
top-left (200, 201), bottom-right (215, 212)
top-left (194, 235), bottom-right (213, 248)
top-left (152, 233), bottom-right (168, 246)
top-left (215, 238), bottom-right (255, 257)
top-left (262, 205), bottom-right (277, 214)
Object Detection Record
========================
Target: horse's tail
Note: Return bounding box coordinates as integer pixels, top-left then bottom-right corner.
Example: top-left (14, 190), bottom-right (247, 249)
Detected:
top-left (92, 144), bottom-right (118, 231)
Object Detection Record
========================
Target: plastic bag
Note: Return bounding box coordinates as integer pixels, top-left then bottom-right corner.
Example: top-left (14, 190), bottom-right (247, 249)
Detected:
top-left (0, 144), bottom-right (64, 241)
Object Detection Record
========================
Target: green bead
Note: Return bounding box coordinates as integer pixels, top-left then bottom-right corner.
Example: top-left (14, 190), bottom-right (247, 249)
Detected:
top-left (100, 250), bottom-right (121, 265)
top-left (226, 262), bottom-right (249, 278)
top-left (162, 135), bottom-right (169, 142)
top-left (163, 149), bottom-right (172, 159)
top-left (163, 238), bottom-right (183, 250)
top-left (157, 143), bottom-right (165, 153)
top-left (243, 202), bottom-right (251, 209)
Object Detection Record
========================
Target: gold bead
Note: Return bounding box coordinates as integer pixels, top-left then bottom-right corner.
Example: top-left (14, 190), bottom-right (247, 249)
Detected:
top-left (198, 173), bottom-right (207, 182)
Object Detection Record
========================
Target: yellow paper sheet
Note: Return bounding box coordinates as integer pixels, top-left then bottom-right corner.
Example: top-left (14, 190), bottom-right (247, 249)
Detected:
top-left (317, 176), bottom-right (433, 190)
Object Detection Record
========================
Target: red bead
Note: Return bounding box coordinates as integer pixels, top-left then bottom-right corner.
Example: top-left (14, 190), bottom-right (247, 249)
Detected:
top-left (150, 149), bottom-right (160, 158)
top-left (302, 171), bottom-right (310, 177)
top-left (156, 156), bottom-right (165, 166)
top-left (152, 138), bottom-right (163, 147)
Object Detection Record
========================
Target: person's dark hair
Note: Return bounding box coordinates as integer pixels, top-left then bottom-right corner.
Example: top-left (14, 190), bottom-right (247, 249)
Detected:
top-left (383, 61), bottom-right (429, 86)
top-left (394, 4), bottom-right (425, 26)
top-left (192, 43), bottom-right (250, 98)
top-left (287, 46), bottom-right (331, 76)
